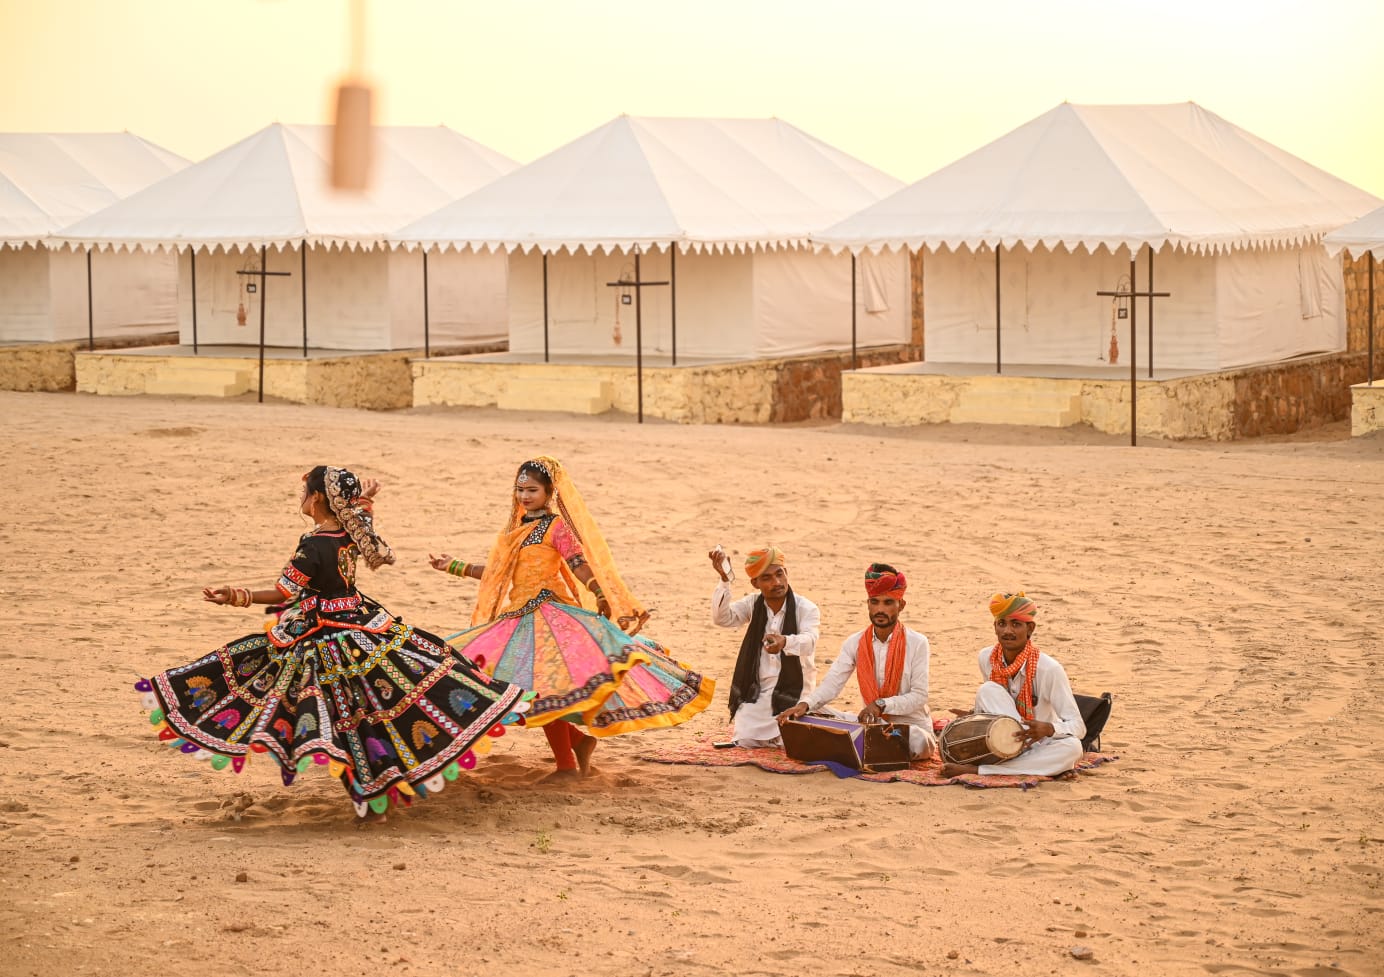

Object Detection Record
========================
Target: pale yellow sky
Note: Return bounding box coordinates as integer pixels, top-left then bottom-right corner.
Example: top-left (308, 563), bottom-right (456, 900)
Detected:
top-left (1, 0), bottom-right (1381, 195)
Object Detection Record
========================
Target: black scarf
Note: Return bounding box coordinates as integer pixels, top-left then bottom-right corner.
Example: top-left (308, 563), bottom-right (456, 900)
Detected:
top-left (728, 587), bottom-right (803, 718)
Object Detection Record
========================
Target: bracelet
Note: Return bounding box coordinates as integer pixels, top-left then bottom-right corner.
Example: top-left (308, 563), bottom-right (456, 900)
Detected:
top-left (228, 586), bottom-right (252, 608)
top-left (447, 559), bottom-right (471, 578)
top-left (588, 581), bottom-right (605, 600)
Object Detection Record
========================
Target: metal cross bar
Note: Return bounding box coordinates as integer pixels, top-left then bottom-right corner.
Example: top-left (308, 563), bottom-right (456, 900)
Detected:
top-left (237, 248), bottom-right (293, 403)
top-left (605, 259), bottom-right (670, 423)
top-left (1097, 261), bottom-right (1171, 446)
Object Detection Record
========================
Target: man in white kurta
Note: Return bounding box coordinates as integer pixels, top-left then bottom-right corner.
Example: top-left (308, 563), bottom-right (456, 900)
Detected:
top-left (778, 563), bottom-right (936, 759)
top-left (941, 592), bottom-right (1085, 778)
top-left (710, 545), bottom-right (818, 748)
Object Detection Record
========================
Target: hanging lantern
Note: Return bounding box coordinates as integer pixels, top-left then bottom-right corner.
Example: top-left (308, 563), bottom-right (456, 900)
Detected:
top-left (331, 0), bottom-right (373, 191)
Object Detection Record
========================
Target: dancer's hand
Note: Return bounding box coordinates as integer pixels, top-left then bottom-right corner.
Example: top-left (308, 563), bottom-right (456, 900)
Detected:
top-left (596, 597), bottom-right (612, 619)
top-left (361, 478), bottom-right (380, 500)
top-left (202, 586), bottom-right (232, 605)
top-left (427, 553), bottom-right (452, 572)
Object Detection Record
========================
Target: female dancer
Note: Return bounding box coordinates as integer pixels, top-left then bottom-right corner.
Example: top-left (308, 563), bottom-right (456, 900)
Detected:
top-left (135, 466), bottom-right (530, 820)
top-left (429, 456), bottom-right (713, 779)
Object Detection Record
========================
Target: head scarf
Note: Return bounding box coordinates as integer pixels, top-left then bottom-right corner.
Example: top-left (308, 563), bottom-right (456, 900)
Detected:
top-left (473, 455), bottom-right (647, 632)
top-left (744, 545), bottom-right (786, 580)
top-left (324, 467), bottom-right (394, 570)
top-left (989, 592), bottom-right (1037, 622)
top-left (864, 563), bottom-right (907, 600)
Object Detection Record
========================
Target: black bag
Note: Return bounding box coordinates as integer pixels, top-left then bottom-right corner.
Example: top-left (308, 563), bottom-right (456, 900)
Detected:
top-left (1074, 692), bottom-right (1112, 753)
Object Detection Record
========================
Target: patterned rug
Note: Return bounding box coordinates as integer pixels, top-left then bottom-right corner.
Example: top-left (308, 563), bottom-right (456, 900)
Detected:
top-left (636, 733), bottom-right (1117, 790)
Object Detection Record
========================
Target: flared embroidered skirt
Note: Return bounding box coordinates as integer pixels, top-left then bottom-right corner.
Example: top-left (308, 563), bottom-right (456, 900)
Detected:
top-left (137, 612), bottom-right (528, 816)
top-left (448, 593), bottom-right (714, 736)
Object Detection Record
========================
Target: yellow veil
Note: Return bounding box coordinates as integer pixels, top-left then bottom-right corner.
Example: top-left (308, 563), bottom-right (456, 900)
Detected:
top-left (471, 455), bottom-right (649, 633)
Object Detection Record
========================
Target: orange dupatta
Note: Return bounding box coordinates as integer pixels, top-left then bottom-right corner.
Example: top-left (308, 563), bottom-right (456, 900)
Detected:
top-left (856, 626), bottom-right (908, 707)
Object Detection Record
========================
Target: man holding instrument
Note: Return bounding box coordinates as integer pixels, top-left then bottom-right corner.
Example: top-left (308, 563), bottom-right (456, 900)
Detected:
top-left (777, 563), bottom-right (936, 760)
top-left (710, 545), bottom-right (819, 748)
top-left (940, 592), bottom-right (1085, 778)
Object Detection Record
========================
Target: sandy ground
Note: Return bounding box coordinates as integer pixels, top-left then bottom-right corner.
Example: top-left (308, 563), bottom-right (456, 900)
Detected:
top-left (2, 389), bottom-right (1382, 977)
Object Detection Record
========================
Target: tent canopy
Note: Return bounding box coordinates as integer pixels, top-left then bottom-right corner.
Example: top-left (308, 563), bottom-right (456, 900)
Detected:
top-left (56, 123), bottom-right (517, 253)
top-left (1323, 204), bottom-right (1384, 259)
top-left (0, 132), bottom-right (187, 246)
top-left (816, 102), bottom-right (1380, 256)
top-left (392, 115), bottom-right (904, 254)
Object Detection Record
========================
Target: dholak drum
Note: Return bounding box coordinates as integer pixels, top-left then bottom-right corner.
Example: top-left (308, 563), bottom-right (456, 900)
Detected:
top-left (940, 714), bottom-right (1025, 766)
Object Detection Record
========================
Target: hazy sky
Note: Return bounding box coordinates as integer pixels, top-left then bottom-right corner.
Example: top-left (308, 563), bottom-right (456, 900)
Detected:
top-left (2, 0), bottom-right (1381, 195)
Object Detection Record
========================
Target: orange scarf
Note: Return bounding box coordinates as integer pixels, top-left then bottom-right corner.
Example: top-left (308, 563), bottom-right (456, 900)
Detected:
top-left (856, 626), bottom-right (908, 707)
top-left (989, 640), bottom-right (1039, 720)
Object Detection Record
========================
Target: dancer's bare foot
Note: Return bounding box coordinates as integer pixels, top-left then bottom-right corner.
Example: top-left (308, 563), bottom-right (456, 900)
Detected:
top-left (574, 734), bottom-right (597, 777)
top-left (539, 768), bottom-right (581, 784)
top-left (355, 811), bottom-right (388, 827)
top-left (939, 762), bottom-right (979, 778)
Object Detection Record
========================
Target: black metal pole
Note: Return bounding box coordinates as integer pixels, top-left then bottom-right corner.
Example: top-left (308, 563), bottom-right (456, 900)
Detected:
top-left (190, 248), bottom-right (199, 355)
top-left (300, 243), bottom-right (308, 358)
top-left (422, 249), bottom-right (431, 359)
top-left (995, 246), bottom-right (1001, 374)
top-left (1369, 251), bottom-right (1376, 386)
top-left (542, 252), bottom-right (550, 364)
top-left (85, 248), bottom-right (94, 351)
top-left (851, 253), bottom-right (858, 370)
top-left (635, 248), bottom-right (644, 424)
top-left (257, 245), bottom-right (267, 404)
top-left (670, 246), bottom-right (677, 366)
top-left (1148, 246), bottom-right (1155, 379)
top-left (1129, 250), bottom-right (1138, 447)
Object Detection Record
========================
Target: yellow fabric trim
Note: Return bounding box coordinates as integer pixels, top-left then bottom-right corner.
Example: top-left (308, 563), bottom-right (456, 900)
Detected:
top-left (582, 675), bottom-right (717, 739)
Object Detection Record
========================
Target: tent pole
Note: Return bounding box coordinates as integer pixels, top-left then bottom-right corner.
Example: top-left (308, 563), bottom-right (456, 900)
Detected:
top-left (635, 247), bottom-right (644, 424)
top-left (1147, 246), bottom-right (1155, 379)
top-left (851, 253), bottom-right (858, 371)
top-left (190, 248), bottom-right (199, 355)
top-left (300, 242), bottom-right (308, 358)
top-left (670, 245), bottom-right (677, 367)
top-left (86, 248), bottom-right (94, 352)
top-left (1369, 251), bottom-right (1376, 386)
top-left (422, 249), bottom-right (431, 359)
top-left (995, 246), bottom-right (1001, 374)
top-left (258, 245), bottom-right (267, 404)
top-left (542, 252), bottom-right (550, 364)
top-left (1129, 249), bottom-right (1138, 447)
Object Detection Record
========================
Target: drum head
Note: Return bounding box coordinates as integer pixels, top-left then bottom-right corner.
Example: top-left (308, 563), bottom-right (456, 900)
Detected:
top-left (984, 715), bottom-right (1024, 760)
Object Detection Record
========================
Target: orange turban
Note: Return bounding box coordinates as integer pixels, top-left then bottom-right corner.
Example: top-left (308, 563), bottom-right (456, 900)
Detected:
top-left (744, 546), bottom-right (786, 580)
top-left (990, 592), bottom-right (1037, 622)
top-left (865, 563), bottom-right (907, 599)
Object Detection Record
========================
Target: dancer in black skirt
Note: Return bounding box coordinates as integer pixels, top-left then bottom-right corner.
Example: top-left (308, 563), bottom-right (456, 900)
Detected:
top-left (134, 465), bottom-right (530, 821)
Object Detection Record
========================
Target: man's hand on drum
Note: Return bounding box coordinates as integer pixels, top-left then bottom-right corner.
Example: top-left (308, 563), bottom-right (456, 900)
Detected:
top-left (1018, 719), bottom-right (1055, 746)
top-left (776, 702), bottom-right (809, 725)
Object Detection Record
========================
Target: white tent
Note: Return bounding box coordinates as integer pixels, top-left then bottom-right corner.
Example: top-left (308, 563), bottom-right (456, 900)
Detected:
top-left (1324, 205), bottom-right (1384, 260)
top-left (0, 133), bottom-right (187, 343)
top-left (57, 124), bottom-right (517, 350)
top-left (816, 103), bottom-right (1382, 372)
top-left (393, 116), bottom-right (911, 360)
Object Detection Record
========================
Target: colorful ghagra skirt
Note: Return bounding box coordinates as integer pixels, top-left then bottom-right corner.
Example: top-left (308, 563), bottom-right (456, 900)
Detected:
top-left (447, 590), bottom-right (714, 736)
top-left (137, 601), bottom-right (529, 816)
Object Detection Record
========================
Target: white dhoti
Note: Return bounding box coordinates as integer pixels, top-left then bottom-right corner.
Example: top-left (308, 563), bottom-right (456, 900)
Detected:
top-left (972, 681), bottom-right (1084, 776)
top-left (732, 695), bottom-right (783, 748)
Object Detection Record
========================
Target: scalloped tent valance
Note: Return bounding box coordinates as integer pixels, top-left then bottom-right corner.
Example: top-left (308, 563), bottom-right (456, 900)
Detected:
top-left (1323, 203), bottom-right (1384, 259)
top-left (814, 102), bottom-right (1380, 257)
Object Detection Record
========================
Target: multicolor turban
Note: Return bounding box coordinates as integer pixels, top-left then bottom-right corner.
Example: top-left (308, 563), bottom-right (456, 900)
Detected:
top-left (989, 591), bottom-right (1037, 622)
top-left (744, 545), bottom-right (786, 580)
top-left (864, 563), bottom-right (907, 599)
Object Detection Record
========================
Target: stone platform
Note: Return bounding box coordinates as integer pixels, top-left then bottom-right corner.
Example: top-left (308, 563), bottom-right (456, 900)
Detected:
top-left (411, 346), bottom-right (918, 423)
top-left (0, 332), bottom-right (177, 393)
top-left (842, 352), bottom-right (1366, 440)
top-left (1351, 381), bottom-right (1384, 437)
top-left (75, 342), bottom-right (504, 411)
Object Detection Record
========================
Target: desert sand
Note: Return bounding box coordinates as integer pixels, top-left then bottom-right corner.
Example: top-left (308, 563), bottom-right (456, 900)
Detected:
top-left (1, 389), bottom-right (1382, 977)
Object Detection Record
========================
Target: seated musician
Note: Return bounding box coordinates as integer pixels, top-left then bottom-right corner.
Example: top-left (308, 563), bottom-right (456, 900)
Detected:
top-left (777, 563), bottom-right (936, 760)
top-left (940, 592), bottom-right (1085, 778)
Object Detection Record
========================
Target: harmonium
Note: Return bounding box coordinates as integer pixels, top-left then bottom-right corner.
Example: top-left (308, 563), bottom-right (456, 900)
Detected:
top-left (780, 714), bottom-right (911, 773)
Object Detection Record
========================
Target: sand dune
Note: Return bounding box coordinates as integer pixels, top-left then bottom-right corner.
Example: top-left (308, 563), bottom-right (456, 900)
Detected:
top-left (1, 390), bottom-right (1381, 977)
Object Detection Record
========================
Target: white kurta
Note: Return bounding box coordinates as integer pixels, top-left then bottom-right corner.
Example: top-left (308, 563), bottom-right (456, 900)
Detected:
top-left (804, 626), bottom-right (935, 759)
top-left (970, 645), bottom-right (1086, 776)
top-left (711, 581), bottom-right (819, 747)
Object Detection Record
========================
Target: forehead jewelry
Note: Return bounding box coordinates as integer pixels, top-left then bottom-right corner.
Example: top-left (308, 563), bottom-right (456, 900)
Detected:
top-left (516, 472), bottom-right (532, 485)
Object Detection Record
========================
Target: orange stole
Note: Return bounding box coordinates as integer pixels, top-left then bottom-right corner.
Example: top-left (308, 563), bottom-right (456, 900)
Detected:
top-left (856, 626), bottom-right (907, 706)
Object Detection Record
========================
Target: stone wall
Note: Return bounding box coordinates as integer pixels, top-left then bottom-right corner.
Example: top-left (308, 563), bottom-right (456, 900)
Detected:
top-left (0, 332), bottom-right (176, 392)
top-left (1351, 382), bottom-right (1384, 437)
top-left (1343, 254), bottom-right (1384, 377)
